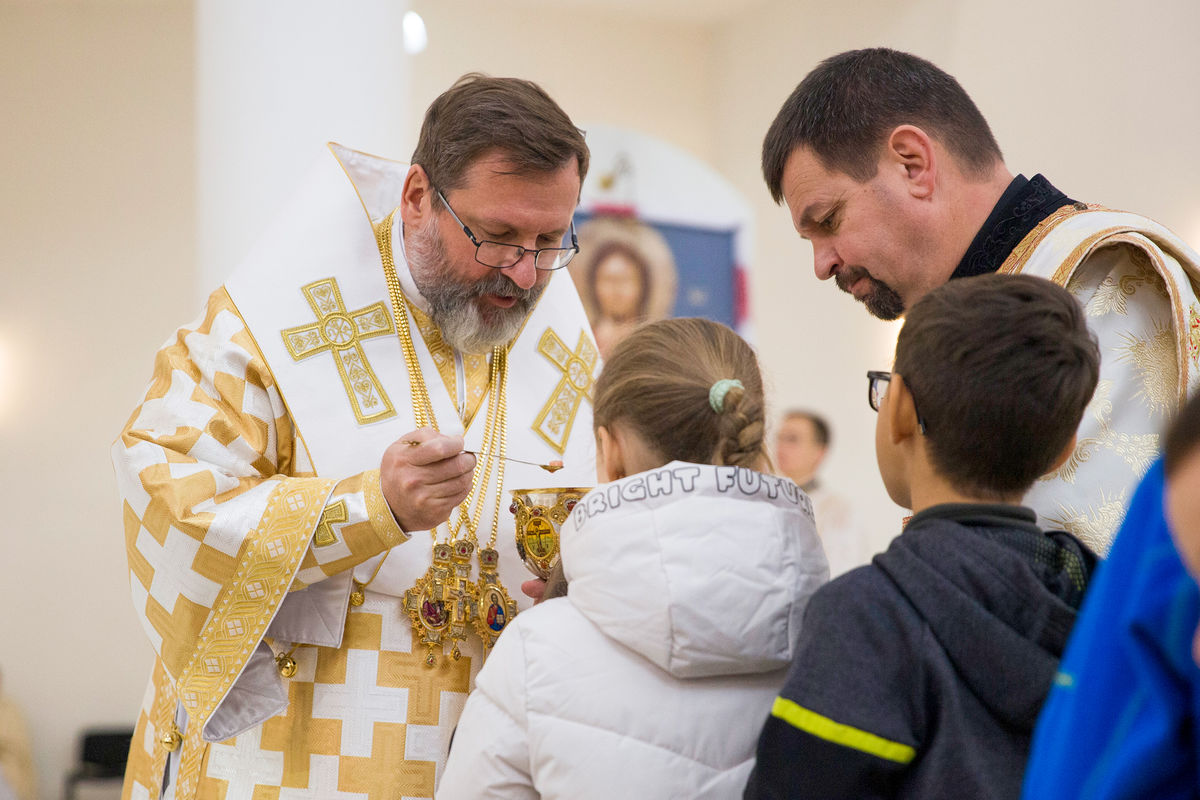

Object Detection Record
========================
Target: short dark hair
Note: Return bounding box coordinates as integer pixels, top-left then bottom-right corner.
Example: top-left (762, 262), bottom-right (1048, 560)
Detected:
top-left (762, 48), bottom-right (1003, 202)
top-left (1165, 395), bottom-right (1200, 479)
top-left (412, 73), bottom-right (589, 194)
top-left (894, 274), bottom-right (1099, 499)
top-left (784, 409), bottom-right (831, 448)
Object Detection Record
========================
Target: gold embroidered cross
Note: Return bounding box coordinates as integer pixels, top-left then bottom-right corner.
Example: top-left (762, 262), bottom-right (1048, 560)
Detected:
top-left (312, 499), bottom-right (348, 547)
top-left (281, 278), bottom-right (396, 425)
top-left (532, 328), bottom-right (598, 454)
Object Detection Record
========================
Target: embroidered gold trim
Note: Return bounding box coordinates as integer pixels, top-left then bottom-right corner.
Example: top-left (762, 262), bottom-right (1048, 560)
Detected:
top-left (281, 277), bottom-right (397, 425)
top-left (998, 203), bottom-right (1098, 276)
top-left (532, 328), bottom-right (598, 454)
top-left (171, 477), bottom-right (336, 799)
top-left (364, 468), bottom-right (408, 548)
top-left (1109, 233), bottom-right (1189, 404)
top-left (1002, 210), bottom-right (1191, 404)
top-left (1187, 305), bottom-right (1200, 375)
top-left (1058, 231), bottom-right (1187, 408)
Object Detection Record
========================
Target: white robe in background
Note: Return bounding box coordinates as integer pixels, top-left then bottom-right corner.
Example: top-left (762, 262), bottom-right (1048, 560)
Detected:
top-left (1000, 205), bottom-right (1200, 554)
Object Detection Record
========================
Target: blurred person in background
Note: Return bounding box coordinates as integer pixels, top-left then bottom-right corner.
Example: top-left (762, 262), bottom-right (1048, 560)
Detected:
top-left (776, 409), bottom-right (879, 576)
top-left (0, 668), bottom-right (35, 800)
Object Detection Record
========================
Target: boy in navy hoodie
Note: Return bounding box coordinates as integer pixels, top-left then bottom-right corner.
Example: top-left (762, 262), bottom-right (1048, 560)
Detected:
top-left (745, 274), bottom-right (1101, 800)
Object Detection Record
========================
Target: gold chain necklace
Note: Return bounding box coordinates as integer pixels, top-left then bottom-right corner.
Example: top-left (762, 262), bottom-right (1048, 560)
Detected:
top-left (375, 209), bottom-right (517, 665)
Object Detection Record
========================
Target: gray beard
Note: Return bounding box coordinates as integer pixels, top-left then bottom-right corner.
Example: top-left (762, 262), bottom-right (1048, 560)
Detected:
top-left (405, 217), bottom-right (546, 353)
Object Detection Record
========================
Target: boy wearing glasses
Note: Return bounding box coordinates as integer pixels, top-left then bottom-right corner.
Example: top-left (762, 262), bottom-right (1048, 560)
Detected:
top-left (745, 274), bottom-right (1101, 800)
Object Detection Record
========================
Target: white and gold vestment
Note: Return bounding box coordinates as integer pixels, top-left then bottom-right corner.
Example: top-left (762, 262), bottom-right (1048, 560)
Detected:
top-left (1001, 204), bottom-right (1200, 554)
top-left (114, 144), bottom-right (598, 800)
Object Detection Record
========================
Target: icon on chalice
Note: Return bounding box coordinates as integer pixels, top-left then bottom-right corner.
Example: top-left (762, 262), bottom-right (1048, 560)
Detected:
top-left (508, 487), bottom-right (591, 579)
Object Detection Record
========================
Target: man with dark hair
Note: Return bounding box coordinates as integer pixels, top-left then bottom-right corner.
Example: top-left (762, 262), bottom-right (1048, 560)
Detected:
top-left (746, 274), bottom-right (1101, 800)
top-left (114, 74), bottom-right (599, 800)
top-left (776, 410), bottom-right (878, 576)
top-left (763, 47), bottom-right (1200, 553)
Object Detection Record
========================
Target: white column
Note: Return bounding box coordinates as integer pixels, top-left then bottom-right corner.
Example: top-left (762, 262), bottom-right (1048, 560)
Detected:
top-left (196, 0), bottom-right (410, 298)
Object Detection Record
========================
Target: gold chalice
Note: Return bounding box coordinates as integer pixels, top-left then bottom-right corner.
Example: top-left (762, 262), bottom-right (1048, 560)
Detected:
top-left (508, 487), bottom-right (591, 579)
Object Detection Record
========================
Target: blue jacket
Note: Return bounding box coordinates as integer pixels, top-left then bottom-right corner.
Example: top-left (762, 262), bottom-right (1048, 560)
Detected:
top-left (1022, 460), bottom-right (1200, 799)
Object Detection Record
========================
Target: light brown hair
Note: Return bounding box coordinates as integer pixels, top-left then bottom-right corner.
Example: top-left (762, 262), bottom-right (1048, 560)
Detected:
top-left (593, 317), bottom-right (767, 469)
top-left (411, 73), bottom-right (589, 194)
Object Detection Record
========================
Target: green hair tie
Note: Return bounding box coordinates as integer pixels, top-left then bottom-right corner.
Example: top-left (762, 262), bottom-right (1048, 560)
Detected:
top-left (708, 379), bottom-right (744, 413)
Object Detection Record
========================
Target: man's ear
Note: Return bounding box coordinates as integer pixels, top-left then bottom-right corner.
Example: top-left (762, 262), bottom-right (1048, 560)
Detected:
top-left (1047, 434), bottom-right (1077, 474)
top-left (399, 164), bottom-right (433, 227)
top-left (885, 125), bottom-right (937, 200)
top-left (887, 374), bottom-right (921, 445)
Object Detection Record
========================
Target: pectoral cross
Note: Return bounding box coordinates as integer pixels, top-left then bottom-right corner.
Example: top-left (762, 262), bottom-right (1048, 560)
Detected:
top-left (533, 328), bottom-right (598, 453)
top-left (281, 277), bottom-right (396, 425)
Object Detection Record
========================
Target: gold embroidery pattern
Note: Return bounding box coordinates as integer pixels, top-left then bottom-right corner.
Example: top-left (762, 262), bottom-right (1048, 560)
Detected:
top-left (364, 469), bottom-right (408, 549)
top-left (125, 657), bottom-right (175, 800)
top-left (998, 203), bottom-right (1098, 276)
top-left (172, 478), bottom-right (335, 800)
top-left (1046, 488), bottom-right (1128, 554)
top-left (1116, 321), bottom-right (1179, 418)
top-left (312, 499), bottom-right (348, 547)
top-left (1187, 305), bottom-right (1200, 373)
top-left (533, 328), bottom-right (599, 454)
top-left (1083, 247), bottom-right (1172, 320)
top-left (281, 278), bottom-right (396, 425)
top-left (1041, 381), bottom-right (1157, 484)
top-left (1047, 427), bottom-right (1159, 486)
top-left (1085, 263), bottom-right (1155, 317)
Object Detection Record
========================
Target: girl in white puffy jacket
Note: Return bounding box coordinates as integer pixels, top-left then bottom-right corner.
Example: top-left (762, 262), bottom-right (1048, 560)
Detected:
top-left (437, 317), bottom-right (829, 800)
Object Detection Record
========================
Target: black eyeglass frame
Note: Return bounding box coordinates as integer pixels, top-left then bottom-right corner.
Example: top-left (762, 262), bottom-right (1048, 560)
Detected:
top-left (867, 370), bottom-right (927, 434)
top-left (435, 189), bottom-right (579, 272)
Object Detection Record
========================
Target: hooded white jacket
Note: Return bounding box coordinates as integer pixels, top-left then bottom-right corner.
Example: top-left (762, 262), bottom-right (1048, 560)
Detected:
top-left (437, 462), bottom-right (829, 799)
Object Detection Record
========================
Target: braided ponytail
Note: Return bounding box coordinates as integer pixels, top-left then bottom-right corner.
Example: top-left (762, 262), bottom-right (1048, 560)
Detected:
top-left (593, 318), bottom-right (767, 470)
top-left (713, 385), bottom-right (767, 469)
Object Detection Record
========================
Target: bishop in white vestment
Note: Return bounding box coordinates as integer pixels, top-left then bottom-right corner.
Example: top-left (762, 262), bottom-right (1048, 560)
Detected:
top-left (114, 136), bottom-right (599, 799)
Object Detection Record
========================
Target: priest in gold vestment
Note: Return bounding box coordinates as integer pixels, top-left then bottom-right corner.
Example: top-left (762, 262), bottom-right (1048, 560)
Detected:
top-left (113, 76), bottom-right (599, 800)
top-left (763, 48), bottom-right (1200, 555)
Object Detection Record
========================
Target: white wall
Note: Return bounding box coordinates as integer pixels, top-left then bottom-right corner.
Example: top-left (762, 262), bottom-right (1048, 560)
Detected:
top-left (4, 0), bottom-right (1199, 796)
top-left (408, 0), bottom-right (717, 164)
top-left (196, 0), bottom-right (412, 294)
top-left (0, 3), bottom-right (194, 797)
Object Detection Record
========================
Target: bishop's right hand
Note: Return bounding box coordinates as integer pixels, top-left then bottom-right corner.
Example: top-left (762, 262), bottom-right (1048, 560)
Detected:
top-left (380, 428), bottom-right (476, 533)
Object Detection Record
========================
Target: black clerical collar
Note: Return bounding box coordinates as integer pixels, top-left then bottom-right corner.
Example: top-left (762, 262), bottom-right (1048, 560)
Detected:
top-left (950, 174), bottom-right (1077, 280)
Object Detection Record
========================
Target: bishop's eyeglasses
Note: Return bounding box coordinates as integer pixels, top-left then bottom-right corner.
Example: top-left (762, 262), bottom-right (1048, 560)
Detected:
top-left (437, 189), bottom-right (579, 271)
top-left (867, 370), bottom-right (928, 433)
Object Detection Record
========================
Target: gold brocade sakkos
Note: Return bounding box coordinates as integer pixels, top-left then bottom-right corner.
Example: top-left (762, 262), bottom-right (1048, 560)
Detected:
top-left (374, 209), bottom-right (519, 666)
